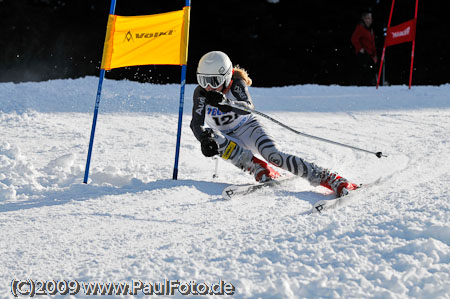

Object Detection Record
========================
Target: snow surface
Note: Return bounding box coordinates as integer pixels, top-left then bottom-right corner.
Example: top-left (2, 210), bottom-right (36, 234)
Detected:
top-left (1, 77), bottom-right (450, 298)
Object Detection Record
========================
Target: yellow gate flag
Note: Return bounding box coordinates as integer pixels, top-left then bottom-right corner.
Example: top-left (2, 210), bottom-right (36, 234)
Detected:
top-left (101, 6), bottom-right (190, 70)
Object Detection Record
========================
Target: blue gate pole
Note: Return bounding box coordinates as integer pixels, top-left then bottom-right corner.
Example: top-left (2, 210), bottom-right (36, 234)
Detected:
top-left (83, 0), bottom-right (117, 184)
top-left (173, 64), bottom-right (187, 180)
top-left (173, 0), bottom-right (191, 180)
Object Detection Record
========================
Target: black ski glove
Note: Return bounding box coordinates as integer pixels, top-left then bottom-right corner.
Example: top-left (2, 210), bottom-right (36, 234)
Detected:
top-left (205, 90), bottom-right (225, 106)
top-left (205, 90), bottom-right (233, 112)
top-left (199, 128), bottom-right (219, 157)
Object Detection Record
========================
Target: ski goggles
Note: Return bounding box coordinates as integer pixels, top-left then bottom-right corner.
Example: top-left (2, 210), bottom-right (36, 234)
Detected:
top-left (196, 74), bottom-right (225, 89)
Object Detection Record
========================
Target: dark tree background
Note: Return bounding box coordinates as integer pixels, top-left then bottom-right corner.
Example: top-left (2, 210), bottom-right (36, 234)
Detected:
top-left (0, 0), bottom-right (448, 86)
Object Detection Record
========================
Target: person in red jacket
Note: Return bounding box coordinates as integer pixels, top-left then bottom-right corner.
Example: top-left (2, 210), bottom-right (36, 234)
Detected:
top-left (351, 11), bottom-right (378, 86)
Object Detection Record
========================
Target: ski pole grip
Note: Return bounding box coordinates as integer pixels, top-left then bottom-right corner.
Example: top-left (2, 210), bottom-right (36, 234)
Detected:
top-left (375, 152), bottom-right (388, 158)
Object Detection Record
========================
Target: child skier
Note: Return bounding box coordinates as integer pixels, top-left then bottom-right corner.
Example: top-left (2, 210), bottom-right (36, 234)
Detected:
top-left (190, 51), bottom-right (358, 197)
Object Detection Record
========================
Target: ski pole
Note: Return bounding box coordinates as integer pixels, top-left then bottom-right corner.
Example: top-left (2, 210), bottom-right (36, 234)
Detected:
top-left (212, 156), bottom-right (219, 178)
top-left (225, 102), bottom-right (387, 158)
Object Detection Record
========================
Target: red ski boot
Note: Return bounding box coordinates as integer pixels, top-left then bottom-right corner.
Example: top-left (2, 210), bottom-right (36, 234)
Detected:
top-left (251, 156), bottom-right (280, 182)
top-left (235, 150), bottom-right (280, 182)
top-left (320, 171), bottom-right (359, 197)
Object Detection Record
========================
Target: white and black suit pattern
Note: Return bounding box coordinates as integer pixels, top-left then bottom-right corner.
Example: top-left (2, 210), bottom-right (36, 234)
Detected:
top-left (190, 78), bottom-right (325, 186)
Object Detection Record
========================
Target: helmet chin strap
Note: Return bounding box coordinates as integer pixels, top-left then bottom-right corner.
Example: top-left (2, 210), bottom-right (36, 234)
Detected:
top-left (222, 79), bottom-right (233, 94)
top-left (222, 69), bottom-right (234, 94)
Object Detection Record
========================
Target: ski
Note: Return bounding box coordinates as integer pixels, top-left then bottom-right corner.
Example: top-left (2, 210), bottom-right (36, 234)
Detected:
top-left (222, 175), bottom-right (296, 200)
top-left (312, 195), bottom-right (352, 214)
top-left (311, 178), bottom-right (382, 214)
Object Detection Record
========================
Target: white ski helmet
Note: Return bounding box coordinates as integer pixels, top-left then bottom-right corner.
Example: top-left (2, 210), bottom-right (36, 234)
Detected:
top-left (196, 51), bottom-right (233, 89)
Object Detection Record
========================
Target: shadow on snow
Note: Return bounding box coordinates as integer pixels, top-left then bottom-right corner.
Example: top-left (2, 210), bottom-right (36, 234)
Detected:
top-left (0, 178), bottom-right (228, 213)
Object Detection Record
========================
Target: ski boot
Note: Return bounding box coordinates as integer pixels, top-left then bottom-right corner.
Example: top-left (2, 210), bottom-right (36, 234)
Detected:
top-left (252, 156), bottom-right (280, 182)
top-left (320, 170), bottom-right (359, 197)
top-left (236, 151), bottom-right (280, 182)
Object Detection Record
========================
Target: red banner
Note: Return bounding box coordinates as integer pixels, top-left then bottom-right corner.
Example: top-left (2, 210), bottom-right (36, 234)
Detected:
top-left (377, 0), bottom-right (418, 89)
top-left (385, 19), bottom-right (416, 46)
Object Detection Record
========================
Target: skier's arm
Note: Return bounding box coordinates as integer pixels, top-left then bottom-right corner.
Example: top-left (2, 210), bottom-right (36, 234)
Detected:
top-left (190, 86), bottom-right (208, 141)
top-left (351, 25), bottom-right (363, 54)
top-left (202, 78), bottom-right (255, 114)
top-left (229, 78), bottom-right (255, 110)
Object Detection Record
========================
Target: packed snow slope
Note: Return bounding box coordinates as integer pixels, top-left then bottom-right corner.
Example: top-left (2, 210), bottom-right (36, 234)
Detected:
top-left (1, 77), bottom-right (450, 298)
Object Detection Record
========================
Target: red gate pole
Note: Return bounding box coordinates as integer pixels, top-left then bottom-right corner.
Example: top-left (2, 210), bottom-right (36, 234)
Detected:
top-left (408, 0), bottom-right (419, 89)
top-left (377, 0), bottom-right (396, 89)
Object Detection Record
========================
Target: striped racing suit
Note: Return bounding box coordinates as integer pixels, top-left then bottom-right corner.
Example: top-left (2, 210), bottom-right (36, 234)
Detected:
top-left (190, 78), bottom-right (329, 186)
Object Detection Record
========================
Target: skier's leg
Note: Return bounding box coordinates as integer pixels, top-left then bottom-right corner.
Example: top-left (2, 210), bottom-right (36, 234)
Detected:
top-left (232, 118), bottom-right (358, 196)
top-left (211, 130), bottom-right (279, 182)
